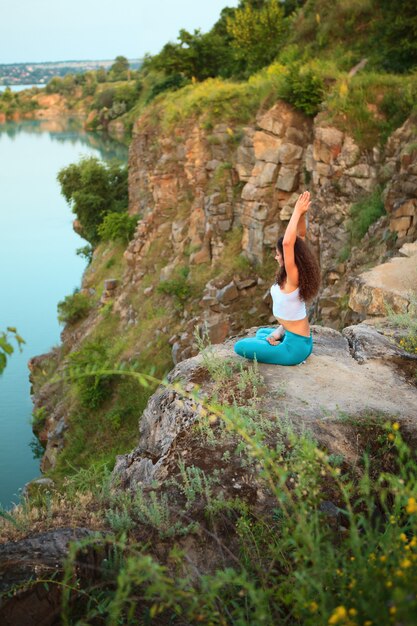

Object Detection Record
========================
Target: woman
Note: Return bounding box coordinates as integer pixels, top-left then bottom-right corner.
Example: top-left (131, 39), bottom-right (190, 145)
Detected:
top-left (234, 190), bottom-right (321, 366)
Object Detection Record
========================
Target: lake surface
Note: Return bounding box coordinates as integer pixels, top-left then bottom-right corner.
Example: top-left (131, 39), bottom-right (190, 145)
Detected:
top-left (0, 118), bottom-right (128, 510)
top-left (0, 84), bottom-right (45, 92)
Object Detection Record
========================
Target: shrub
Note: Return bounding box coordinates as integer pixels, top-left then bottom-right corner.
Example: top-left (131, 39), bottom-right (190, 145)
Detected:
top-left (279, 62), bottom-right (326, 115)
top-left (76, 244), bottom-right (94, 265)
top-left (31, 407), bottom-right (47, 436)
top-left (57, 290), bottom-right (92, 325)
top-left (146, 74), bottom-right (189, 103)
top-left (65, 341), bottom-right (115, 410)
top-left (93, 88), bottom-right (115, 110)
top-left (97, 212), bottom-right (139, 244)
top-left (157, 266), bottom-right (193, 307)
top-left (348, 185), bottom-right (385, 241)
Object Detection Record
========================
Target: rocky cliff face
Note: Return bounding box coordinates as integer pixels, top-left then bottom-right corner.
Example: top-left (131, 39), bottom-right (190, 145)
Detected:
top-left (111, 101), bottom-right (417, 360)
top-left (26, 97), bottom-right (417, 475)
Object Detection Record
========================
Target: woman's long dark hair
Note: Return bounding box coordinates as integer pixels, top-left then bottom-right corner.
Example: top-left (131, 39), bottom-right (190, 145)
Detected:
top-left (274, 236), bottom-right (321, 302)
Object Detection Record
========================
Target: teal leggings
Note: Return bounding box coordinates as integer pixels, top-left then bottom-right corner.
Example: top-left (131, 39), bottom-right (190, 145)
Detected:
top-left (234, 327), bottom-right (313, 366)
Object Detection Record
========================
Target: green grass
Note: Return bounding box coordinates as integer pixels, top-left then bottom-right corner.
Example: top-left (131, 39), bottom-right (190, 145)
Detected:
top-left (337, 185), bottom-right (386, 262)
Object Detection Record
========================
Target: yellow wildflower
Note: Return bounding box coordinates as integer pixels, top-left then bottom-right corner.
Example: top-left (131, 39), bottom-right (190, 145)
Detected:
top-left (400, 533), bottom-right (408, 542)
top-left (328, 606), bottom-right (347, 624)
top-left (380, 555), bottom-right (387, 562)
top-left (406, 497), bottom-right (417, 514)
top-left (364, 621), bottom-right (373, 626)
top-left (388, 433), bottom-right (395, 441)
top-left (309, 601), bottom-right (319, 613)
top-left (389, 606), bottom-right (397, 615)
top-left (386, 580), bottom-right (393, 588)
top-left (348, 608), bottom-right (358, 616)
top-left (400, 558), bottom-right (412, 568)
top-left (392, 422), bottom-right (400, 430)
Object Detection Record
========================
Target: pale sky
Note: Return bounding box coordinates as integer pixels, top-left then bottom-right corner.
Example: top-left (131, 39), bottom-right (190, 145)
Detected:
top-left (1, 0), bottom-right (239, 64)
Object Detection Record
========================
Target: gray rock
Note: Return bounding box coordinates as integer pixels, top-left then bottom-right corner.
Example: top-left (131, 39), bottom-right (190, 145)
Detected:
top-left (111, 324), bottom-right (417, 493)
top-left (216, 281), bottom-right (239, 303)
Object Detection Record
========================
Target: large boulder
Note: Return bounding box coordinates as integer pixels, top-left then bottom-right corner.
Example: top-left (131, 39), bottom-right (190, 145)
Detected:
top-left (112, 323), bottom-right (417, 491)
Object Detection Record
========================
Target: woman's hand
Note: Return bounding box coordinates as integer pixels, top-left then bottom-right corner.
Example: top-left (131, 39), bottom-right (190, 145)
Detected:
top-left (266, 336), bottom-right (280, 346)
top-left (294, 190), bottom-right (311, 215)
top-left (266, 325), bottom-right (285, 345)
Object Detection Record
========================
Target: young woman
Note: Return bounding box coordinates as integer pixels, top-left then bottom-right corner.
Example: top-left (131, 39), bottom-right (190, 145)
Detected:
top-left (234, 190), bottom-right (321, 366)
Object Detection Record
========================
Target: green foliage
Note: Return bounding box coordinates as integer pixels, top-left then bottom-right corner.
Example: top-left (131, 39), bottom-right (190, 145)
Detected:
top-left (131, 488), bottom-right (199, 538)
top-left (57, 289), bottom-right (92, 325)
top-left (31, 407), bottom-right (47, 435)
top-left (56, 156), bottom-right (128, 246)
top-left (143, 27), bottom-right (234, 82)
top-left (226, 0), bottom-right (287, 75)
top-left (279, 61), bottom-right (326, 115)
top-left (369, 0), bottom-right (417, 73)
top-left (348, 185), bottom-right (385, 241)
top-left (76, 244), bottom-right (94, 265)
top-left (145, 73), bottom-right (189, 103)
top-left (51, 400), bottom-right (417, 624)
top-left (93, 82), bottom-right (141, 115)
top-left (385, 291), bottom-right (417, 358)
top-left (156, 266), bottom-right (193, 308)
top-left (45, 74), bottom-right (79, 96)
top-left (0, 88), bottom-right (40, 117)
top-left (338, 185), bottom-right (385, 262)
top-left (334, 185), bottom-right (385, 264)
top-left (324, 72), bottom-right (417, 149)
top-left (65, 341), bottom-right (116, 410)
top-left (97, 211), bottom-right (139, 244)
top-left (108, 56), bottom-right (130, 81)
top-left (0, 327), bottom-right (25, 375)
top-left (93, 87), bottom-right (115, 109)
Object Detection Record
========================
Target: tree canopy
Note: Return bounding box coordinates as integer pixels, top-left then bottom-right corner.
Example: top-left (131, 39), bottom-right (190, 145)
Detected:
top-left (57, 157), bottom-right (128, 246)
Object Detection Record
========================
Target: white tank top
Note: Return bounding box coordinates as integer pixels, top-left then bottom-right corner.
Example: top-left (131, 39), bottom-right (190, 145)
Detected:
top-left (270, 283), bottom-right (307, 321)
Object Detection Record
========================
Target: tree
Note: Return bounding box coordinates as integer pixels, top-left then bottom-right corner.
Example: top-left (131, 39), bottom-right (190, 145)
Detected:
top-left (57, 157), bottom-right (128, 246)
top-left (108, 56), bottom-right (130, 81)
top-left (145, 28), bottom-right (233, 81)
top-left (226, 0), bottom-right (287, 74)
top-left (370, 0), bottom-right (417, 73)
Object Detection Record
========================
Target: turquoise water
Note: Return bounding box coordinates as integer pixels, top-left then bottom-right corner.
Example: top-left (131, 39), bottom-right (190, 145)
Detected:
top-left (0, 84), bottom-right (45, 92)
top-left (0, 119), bottom-right (128, 510)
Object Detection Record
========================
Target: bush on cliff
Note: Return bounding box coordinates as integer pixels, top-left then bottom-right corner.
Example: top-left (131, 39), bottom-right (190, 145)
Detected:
top-left (57, 156), bottom-right (128, 246)
top-left (97, 212), bottom-right (139, 245)
top-left (57, 289), bottom-right (92, 325)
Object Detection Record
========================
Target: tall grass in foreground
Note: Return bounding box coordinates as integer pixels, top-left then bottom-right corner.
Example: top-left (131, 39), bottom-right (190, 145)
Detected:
top-left (1, 340), bottom-right (417, 625)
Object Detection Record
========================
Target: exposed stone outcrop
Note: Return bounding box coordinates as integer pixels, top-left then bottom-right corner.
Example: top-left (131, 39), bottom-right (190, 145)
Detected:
top-left (0, 527), bottom-right (98, 626)
top-left (118, 101), bottom-right (417, 349)
top-left (112, 323), bottom-right (417, 492)
top-left (349, 240), bottom-right (417, 318)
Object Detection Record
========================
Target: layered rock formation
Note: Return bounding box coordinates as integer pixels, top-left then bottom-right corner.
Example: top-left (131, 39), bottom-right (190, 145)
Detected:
top-left (114, 100), bottom-right (417, 357)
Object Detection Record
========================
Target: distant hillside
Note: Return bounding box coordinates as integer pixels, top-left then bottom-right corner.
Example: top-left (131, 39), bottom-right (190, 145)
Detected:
top-left (0, 58), bottom-right (143, 86)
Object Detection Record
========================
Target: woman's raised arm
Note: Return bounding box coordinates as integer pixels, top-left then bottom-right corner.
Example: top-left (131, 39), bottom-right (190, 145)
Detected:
top-left (282, 191), bottom-right (311, 246)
